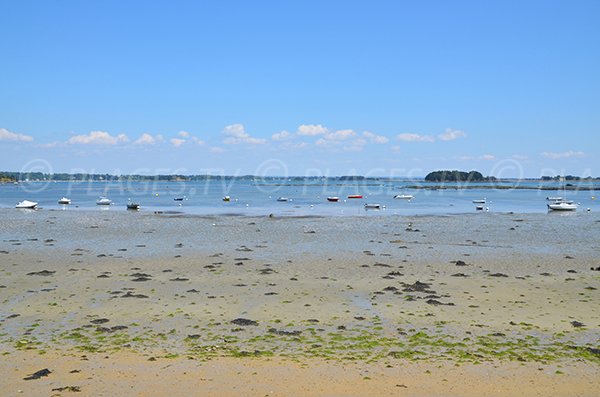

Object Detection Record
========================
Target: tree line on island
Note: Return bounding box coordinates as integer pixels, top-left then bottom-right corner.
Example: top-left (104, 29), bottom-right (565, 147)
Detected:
top-left (424, 170), bottom-right (495, 182)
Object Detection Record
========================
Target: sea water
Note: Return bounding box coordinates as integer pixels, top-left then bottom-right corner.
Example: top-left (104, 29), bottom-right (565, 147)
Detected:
top-left (1, 179), bottom-right (598, 216)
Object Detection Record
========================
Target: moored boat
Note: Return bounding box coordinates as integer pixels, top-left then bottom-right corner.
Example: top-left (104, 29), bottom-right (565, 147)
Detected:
top-left (96, 196), bottom-right (112, 205)
top-left (16, 200), bottom-right (38, 209)
top-left (58, 197), bottom-right (71, 205)
top-left (126, 202), bottom-right (140, 210)
top-left (546, 196), bottom-right (563, 201)
top-left (394, 194), bottom-right (414, 200)
top-left (327, 197), bottom-right (340, 202)
top-left (547, 178), bottom-right (577, 211)
top-left (347, 194), bottom-right (363, 199)
top-left (364, 203), bottom-right (384, 210)
top-left (547, 200), bottom-right (577, 211)
top-left (222, 196), bottom-right (231, 202)
top-left (277, 197), bottom-right (289, 202)
top-left (472, 199), bottom-right (486, 204)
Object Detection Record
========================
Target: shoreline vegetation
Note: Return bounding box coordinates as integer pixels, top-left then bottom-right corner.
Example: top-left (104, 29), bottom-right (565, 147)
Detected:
top-left (1, 169), bottom-right (600, 183)
top-left (3, 171), bottom-right (599, 191)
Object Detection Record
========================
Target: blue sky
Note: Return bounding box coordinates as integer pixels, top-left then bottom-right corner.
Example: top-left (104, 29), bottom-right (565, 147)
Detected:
top-left (1, 0), bottom-right (599, 177)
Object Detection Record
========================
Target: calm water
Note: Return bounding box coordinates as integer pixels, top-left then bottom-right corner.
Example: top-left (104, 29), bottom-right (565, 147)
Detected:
top-left (1, 180), bottom-right (598, 216)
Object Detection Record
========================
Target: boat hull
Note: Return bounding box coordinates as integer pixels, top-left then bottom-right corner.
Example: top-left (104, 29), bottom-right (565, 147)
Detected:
top-left (96, 198), bottom-right (112, 205)
top-left (16, 200), bottom-right (38, 209)
top-left (547, 203), bottom-right (577, 211)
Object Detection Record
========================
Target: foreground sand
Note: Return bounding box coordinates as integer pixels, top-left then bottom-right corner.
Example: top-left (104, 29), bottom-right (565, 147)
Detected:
top-left (1, 209), bottom-right (599, 395)
top-left (3, 351), bottom-right (599, 397)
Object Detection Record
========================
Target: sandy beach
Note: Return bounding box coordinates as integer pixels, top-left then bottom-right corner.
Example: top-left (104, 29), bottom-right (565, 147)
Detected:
top-left (1, 209), bottom-right (599, 396)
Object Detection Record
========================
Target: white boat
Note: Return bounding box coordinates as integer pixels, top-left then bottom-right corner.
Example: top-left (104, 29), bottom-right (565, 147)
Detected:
top-left (58, 197), bottom-right (71, 205)
top-left (16, 200), bottom-right (38, 209)
top-left (547, 200), bottom-right (578, 211)
top-left (277, 197), bottom-right (290, 202)
top-left (364, 203), bottom-right (384, 210)
top-left (327, 196), bottom-right (340, 202)
top-left (394, 194), bottom-right (414, 200)
top-left (547, 179), bottom-right (577, 211)
top-left (96, 196), bottom-right (112, 205)
top-left (222, 196), bottom-right (231, 202)
top-left (472, 199), bottom-right (486, 204)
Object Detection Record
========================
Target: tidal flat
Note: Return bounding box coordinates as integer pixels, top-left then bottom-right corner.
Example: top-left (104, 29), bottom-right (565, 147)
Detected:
top-left (0, 209), bottom-right (599, 396)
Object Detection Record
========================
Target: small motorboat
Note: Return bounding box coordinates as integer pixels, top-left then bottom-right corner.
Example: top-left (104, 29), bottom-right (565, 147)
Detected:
top-left (472, 199), bottom-right (486, 204)
top-left (174, 197), bottom-right (185, 201)
top-left (222, 196), bottom-right (231, 202)
top-left (16, 200), bottom-right (38, 209)
top-left (96, 196), bottom-right (112, 205)
top-left (58, 197), bottom-right (71, 205)
top-left (327, 197), bottom-right (340, 202)
top-left (126, 202), bottom-right (140, 210)
top-left (394, 194), bottom-right (414, 200)
top-left (546, 196), bottom-right (563, 201)
top-left (547, 200), bottom-right (578, 211)
top-left (364, 203), bottom-right (384, 210)
top-left (347, 194), bottom-right (363, 199)
top-left (475, 205), bottom-right (485, 211)
top-left (277, 197), bottom-right (290, 202)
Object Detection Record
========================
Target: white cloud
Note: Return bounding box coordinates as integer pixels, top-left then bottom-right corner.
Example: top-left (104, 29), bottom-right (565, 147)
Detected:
top-left (391, 145), bottom-right (401, 153)
top-left (0, 128), bottom-right (34, 142)
top-left (68, 131), bottom-right (129, 145)
top-left (134, 133), bottom-right (157, 145)
top-left (38, 142), bottom-right (61, 148)
top-left (272, 130), bottom-right (291, 141)
top-left (363, 131), bottom-right (389, 144)
top-left (289, 142), bottom-right (308, 149)
top-left (297, 124), bottom-right (329, 136)
top-left (178, 131), bottom-right (190, 138)
top-left (315, 129), bottom-right (358, 149)
top-left (170, 138), bottom-right (186, 147)
top-left (210, 147), bottom-right (225, 153)
top-left (325, 129), bottom-right (356, 141)
top-left (438, 128), bottom-right (467, 141)
top-left (191, 136), bottom-right (205, 145)
top-left (344, 138), bottom-right (368, 152)
top-left (222, 123), bottom-right (266, 145)
top-left (541, 151), bottom-right (585, 159)
top-left (458, 154), bottom-right (497, 161)
top-left (397, 133), bottom-right (435, 143)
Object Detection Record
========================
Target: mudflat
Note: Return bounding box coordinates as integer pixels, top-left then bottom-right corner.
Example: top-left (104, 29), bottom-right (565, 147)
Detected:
top-left (1, 209), bottom-right (599, 396)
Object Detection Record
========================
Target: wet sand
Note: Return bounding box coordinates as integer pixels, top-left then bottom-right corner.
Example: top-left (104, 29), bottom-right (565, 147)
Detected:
top-left (1, 209), bottom-right (599, 395)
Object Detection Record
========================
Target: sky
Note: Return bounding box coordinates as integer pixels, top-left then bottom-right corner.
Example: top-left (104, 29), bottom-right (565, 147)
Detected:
top-left (1, 0), bottom-right (599, 177)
